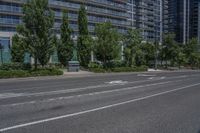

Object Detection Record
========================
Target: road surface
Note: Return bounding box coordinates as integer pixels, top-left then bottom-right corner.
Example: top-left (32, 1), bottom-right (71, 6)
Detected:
top-left (0, 71), bottom-right (200, 133)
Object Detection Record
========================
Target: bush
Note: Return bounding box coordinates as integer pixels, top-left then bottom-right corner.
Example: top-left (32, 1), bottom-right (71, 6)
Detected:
top-left (111, 66), bottom-right (148, 72)
top-left (0, 63), bottom-right (32, 70)
top-left (88, 62), bottom-right (103, 68)
top-left (30, 68), bottom-right (63, 76)
top-left (0, 68), bottom-right (63, 79)
top-left (0, 70), bottom-right (30, 78)
top-left (89, 66), bottom-right (148, 73)
top-left (107, 60), bottom-right (126, 68)
top-left (89, 68), bottom-right (107, 73)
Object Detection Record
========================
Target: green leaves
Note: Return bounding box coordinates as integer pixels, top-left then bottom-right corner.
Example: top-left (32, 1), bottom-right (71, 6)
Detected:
top-left (123, 29), bottom-right (143, 67)
top-left (16, 0), bottom-right (55, 68)
top-left (11, 34), bottom-right (25, 63)
top-left (57, 9), bottom-right (73, 67)
top-left (77, 4), bottom-right (92, 67)
top-left (94, 22), bottom-right (120, 68)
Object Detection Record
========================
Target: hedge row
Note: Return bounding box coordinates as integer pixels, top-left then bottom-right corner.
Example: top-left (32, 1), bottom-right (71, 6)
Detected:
top-left (0, 69), bottom-right (63, 79)
top-left (89, 66), bottom-right (148, 73)
top-left (0, 63), bottom-right (31, 70)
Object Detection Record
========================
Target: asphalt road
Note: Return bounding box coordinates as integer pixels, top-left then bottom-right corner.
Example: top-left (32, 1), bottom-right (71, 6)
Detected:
top-left (0, 71), bottom-right (200, 133)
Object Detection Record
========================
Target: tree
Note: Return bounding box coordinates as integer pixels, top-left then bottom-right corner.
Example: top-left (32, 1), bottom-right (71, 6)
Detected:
top-left (123, 29), bottom-right (143, 67)
top-left (173, 44), bottom-right (187, 68)
top-left (161, 33), bottom-right (177, 67)
top-left (141, 42), bottom-right (155, 67)
top-left (57, 9), bottom-right (73, 67)
top-left (77, 4), bottom-right (92, 67)
top-left (11, 34), bottom-right (25, 63)
top-left (17, 0), bottom-right (55, 69)
top-left (184, 38), bottom-right (199, 67)
top-left (94, 22), bottom-right (120, 68)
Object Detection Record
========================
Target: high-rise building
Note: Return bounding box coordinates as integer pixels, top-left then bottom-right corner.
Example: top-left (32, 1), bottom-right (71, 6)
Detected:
top-left (163, 0), bottom-right (190, 44)
top-left (128, 0), bottom-right (162, 42)
top-left (0, 0), bottom-right (129, 49)
top-left (0, 0), bottom-right (162, 63)
top-left (190, 0), bottom-right (200, 43)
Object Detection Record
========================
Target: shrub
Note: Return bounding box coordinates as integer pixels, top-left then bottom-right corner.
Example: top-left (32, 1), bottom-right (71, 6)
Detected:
top-left (89, 66), bottom-right (148, 73)
top-left (89, 68), bottom-right (107, 73)
top-left (0, 63), bottom-right (32, 70)
top-left (30, 68), bottom-right (63, 76)
top-left (88, 62), bottom-right (103, 69)
top-left (0, 68), bottom-right (63, 79)
top-left (106, 60), bottom-right (126, 68)
top-left (0, 70), bottom-right (30, 78)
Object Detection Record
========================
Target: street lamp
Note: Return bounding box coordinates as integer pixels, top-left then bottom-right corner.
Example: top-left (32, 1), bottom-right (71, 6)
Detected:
top-left (0, 43), bottom-right (3, 65)
top-left (154, 25), bottom-right (158, 70)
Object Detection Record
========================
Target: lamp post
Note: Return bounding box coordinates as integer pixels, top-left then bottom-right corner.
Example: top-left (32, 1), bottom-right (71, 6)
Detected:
top-left (154, 27), bottom-right (158, 70)
top-left (0, 43), bottom-right (3, 65)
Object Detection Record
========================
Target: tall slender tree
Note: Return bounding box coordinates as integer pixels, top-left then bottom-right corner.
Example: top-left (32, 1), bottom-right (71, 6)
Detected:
top-left (57, 9), bottom-right (73, 67)
top-left (11, 34), bottom-right (25, 63)
top-left (77, 4), bottom-right (91, 67)
top-left (17, 0), bottom-right (55, 69)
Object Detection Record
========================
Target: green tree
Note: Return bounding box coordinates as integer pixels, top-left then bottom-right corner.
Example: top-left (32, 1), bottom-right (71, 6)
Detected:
top-left (123, 29), bottom-right (143, 67)
top-left (17, 0), bottom-right (55, 69)
top-left (162, 33), bottom-right (177, 67)
top-left (11, 34), bottom-right (25, 63)
top-left (184, 38), bottom-right (199, 67)
top-left (77, 5), bottom-right (92, 67)
top-left (57, 9), bottom-right (73, 67)
top-left (141, 42), bottom-right (155, 66)
top-left (176, 47), bottom-right (187, 68)
top-left (94, 22), bottom-right (120, 68)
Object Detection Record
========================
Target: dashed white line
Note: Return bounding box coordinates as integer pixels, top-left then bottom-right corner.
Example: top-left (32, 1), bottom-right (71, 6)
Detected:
top-left (1, 80), bottom-right (180, 107)
top-left (0, 82), bottom-right (200, 132)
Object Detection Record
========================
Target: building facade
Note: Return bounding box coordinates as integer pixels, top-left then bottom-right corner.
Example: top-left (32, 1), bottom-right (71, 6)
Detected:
top-left (0, 0), bottom-right (129, 48)
top-left (163, 0), bottom-right (200, 44)
top-left (163, 0), bottom-right (190, 44)
top-left (127, 0), bottom-right (162, 42)
top-left (190, 0), bottom-right (200, 43)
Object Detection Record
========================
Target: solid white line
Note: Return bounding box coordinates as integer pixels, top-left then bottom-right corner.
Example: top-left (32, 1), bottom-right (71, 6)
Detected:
top-left (0, 82), bottom-right (200, 132)
top-left (0, 80), bottom-right (177, 107)
top-left (0, 75), bottom-right (190, 99)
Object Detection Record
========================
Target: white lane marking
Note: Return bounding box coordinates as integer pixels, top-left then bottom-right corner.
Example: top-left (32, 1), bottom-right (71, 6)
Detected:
top-left (137, 74), bottom-right (156, 77)
top-left (0, 82), bottom-right (200, 132)
top-left (0, 79), bottom-right (183, 108)
top-left (0, 79), bottom-right (157, 99)
top-left (148, 77), bottom-right (166, 80)
top-left (106, 80), bottom-right (128, 84)
top-left (0, 80), bottom-right (177, 108)
top-left (0, 93), bottom-right (26, 99)
top-left (0, 75), bottom-right (191, 100)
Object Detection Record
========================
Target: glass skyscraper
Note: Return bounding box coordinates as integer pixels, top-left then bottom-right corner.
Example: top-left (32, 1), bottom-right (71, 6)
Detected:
top-left (163, 0), bottom-right (190, 43)
top-left (163, 0), bottom-right (200, 44)
top-left (190, 0), bottom-right (200, 43)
